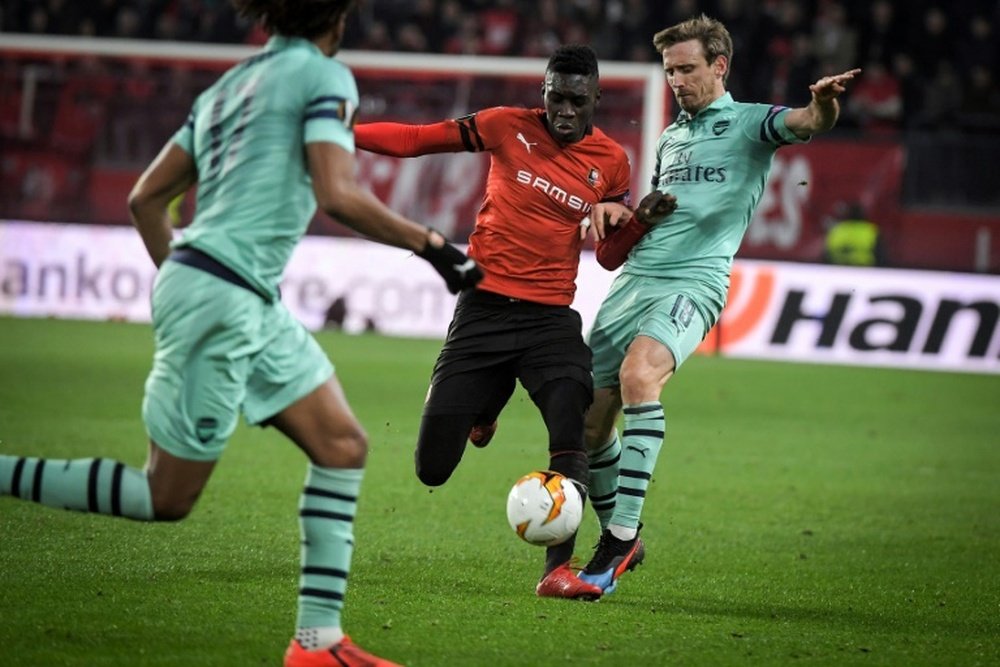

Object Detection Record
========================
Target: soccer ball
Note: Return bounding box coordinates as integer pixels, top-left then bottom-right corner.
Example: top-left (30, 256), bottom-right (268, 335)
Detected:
top-left (505, 470), bottom-right (583, 547)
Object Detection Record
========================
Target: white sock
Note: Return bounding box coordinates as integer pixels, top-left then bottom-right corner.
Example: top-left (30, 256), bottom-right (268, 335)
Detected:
top-left (295, 626), bottom-right (344, 651)
top-left (609, 523), bottom-right (637, 541)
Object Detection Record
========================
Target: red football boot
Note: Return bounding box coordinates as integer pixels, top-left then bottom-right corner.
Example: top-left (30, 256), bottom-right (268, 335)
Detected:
top-left (284, 636), bottom-right (402, 667)
top-left (535, 562), bottom-right (603, 601)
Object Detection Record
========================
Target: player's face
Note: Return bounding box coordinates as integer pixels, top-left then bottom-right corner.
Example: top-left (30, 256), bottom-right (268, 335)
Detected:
top-left (542, 72), bottom-right (600, 144)
top-left (662, 39), bottom-right (727, 114)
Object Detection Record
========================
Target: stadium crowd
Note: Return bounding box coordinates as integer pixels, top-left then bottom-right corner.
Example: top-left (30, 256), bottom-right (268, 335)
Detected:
top-left (2, 0), bottom-right (999, 135)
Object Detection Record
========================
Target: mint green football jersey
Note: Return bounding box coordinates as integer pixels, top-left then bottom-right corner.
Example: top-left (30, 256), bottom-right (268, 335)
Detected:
top-left (171, 36), bottom-right (358, 301)
top-left (624, 92), bottom-right (806, 315)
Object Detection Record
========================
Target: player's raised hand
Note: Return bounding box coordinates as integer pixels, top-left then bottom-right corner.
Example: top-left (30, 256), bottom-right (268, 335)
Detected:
top-left (634, 190), bottom-right (677, 226)
top-left (809, 69), bottom-right (861, 101)
top-left (582, 202), bottom-right (633, 241)
top-left (418, 229), bottom-right (484, 294)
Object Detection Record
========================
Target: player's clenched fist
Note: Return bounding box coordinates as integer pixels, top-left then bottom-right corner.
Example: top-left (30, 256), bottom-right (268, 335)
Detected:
top-left (418, 229), bottom-right (484, 294)
top-left (635, 190), bottom-right (677, 225)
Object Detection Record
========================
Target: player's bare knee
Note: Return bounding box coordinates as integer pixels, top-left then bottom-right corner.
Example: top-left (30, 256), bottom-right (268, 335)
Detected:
top-left (618, 363), bottom-right (658, 397)
top-left (312, 429), bottom-right (368, 468)
top-left (151, 494), bottom-right (197, 521)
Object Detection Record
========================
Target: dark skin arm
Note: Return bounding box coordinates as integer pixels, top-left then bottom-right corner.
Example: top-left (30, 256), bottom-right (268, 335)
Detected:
top-left (128, 142), bottom-right (198, 267)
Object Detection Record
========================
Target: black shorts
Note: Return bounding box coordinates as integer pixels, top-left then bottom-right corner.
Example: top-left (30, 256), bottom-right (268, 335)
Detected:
top-left (423, 289), bottom-right (593, 417)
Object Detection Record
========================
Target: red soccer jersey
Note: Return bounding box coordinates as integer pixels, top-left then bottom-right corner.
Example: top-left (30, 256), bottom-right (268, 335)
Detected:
top-left (355, 107), bottom-right (631, 305)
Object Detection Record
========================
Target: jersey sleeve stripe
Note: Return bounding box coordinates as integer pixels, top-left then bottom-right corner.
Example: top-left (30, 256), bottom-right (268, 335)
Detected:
top-left (306, 95), bottom-right (348, 109)
top-left (304, 109), bottom-right (349, 122)
top-left (761, 107), bottom-right (791, 146)
top-left (456, 116), bottom-right (485, 152)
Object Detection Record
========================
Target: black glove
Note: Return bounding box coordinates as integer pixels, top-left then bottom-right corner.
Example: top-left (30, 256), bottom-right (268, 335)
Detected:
top-left (417, 234), bottom-right (484, 294)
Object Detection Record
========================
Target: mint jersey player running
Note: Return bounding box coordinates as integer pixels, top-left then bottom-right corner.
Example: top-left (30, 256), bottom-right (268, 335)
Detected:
top-left (0, 2), bottom-right (480, 666)
top-left (577, 14), bottom-right (860, 595)
top-left (355, 45), bottom-right (631, 600)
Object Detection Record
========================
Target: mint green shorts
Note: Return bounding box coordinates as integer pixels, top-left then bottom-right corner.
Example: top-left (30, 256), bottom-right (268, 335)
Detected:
top-left (589, 272), bottom-right (715, 389)
top-left (142, 261), bottom-right (333, 461)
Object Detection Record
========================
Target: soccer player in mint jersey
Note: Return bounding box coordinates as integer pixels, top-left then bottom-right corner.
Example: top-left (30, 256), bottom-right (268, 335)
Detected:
top-left (577, 14), bottom-right (860, 595)
top-left (0, 1), bottom-right (481, 666)
top-left (355, 45), bottom-right (631, 600)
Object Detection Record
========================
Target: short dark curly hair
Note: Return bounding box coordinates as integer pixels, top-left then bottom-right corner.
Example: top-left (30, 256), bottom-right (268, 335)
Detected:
top-left (231, 0), bottom-right (357, 39)
top-left (547, 44), bottom-right (600, 78)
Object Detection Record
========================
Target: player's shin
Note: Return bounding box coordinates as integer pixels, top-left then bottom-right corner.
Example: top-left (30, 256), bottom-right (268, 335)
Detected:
top-left (609, 403), bottom-right (665, 539)
top-left (587, 431), bottom-right (621, 530)
top-left (533, 377), bottom-right (593, 573)
top-left (545, 450), bottom-right (589, 573)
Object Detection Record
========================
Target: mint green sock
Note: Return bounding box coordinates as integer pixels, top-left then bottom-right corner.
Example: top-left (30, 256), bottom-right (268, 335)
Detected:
top-left (609, 402), bottom-right (665, 530)
top-left (587, 432), bottom-right (621, 530)
top-left (0, 455), bottom-right (153, 520)
top-left (296, 464), bottom-right (364, 631)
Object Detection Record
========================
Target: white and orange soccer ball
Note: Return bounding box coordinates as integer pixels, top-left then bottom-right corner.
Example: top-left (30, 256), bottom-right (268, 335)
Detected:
top-left (505, 470), bottom-right (583, 547)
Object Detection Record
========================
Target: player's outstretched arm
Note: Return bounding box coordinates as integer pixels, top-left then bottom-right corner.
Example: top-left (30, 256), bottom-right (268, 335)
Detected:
top-left (308, 140), bottom-right (482, 293)
top-left (583, 202), bottom-right (633, 241)
top-left (354, 120), bottom-right (467, 157)
top-left (594, 191), bottom-right (677, 270)
top-left (784, 68), bottom-right (861, 139)
top-left (128, 142), bottom-right (198, 267)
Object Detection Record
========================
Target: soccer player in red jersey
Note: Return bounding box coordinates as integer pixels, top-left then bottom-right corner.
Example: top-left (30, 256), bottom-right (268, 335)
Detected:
top-left (355, 45), bottom-right (631, 599)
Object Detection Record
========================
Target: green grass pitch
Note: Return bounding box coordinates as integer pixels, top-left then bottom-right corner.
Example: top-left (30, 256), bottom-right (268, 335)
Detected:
top-left (1, 316), bottom-right (997, 666)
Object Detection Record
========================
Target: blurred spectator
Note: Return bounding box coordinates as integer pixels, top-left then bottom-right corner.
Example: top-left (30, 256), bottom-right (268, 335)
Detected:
top-left (443, 12), bottom-right (481, 55)
top-left (89, 0), bottom-right (120, 37)
top-left (355, 20), bottom-right (393, 51)
top-left (958, 14), bottom-right (997, 73)
top-left (823, 202), bottom-right (887, 267)
top-left (396, 22), bottom-right (429, 52)
top-left (858, 0), bottom-right (904, 68)
top-left (783, 33), bottom-right (818, 107)
top-left (42, 0), bottom-right (79, 35)
top-left (912, 61), bottom-right (962, 131)
top-left (957, 65), bottom-right (1000, 135)
top-left (755, 0), bottom-right (808, 105)
top-left (615, 0), bottom-right (658, 62)
top-left (846, 60), bottom-right (902, 135)
top-left (0, 0), bottom-right (996, 139)
top-left (890, 52), bottom-right (924, 130)
top-left (812, 1), bottom-right (857, 75)
top-left (910, 6), bottom-right (954, 75)
top-left (50, 56), bottom-right (115, 155)
top-left (478, 0), bottom-right (519, 55)
top-left (112, 59), bottom-right (157, 163)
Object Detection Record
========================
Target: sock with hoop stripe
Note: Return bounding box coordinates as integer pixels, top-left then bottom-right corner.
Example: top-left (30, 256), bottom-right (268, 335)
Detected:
top-left (0, 455), bottom-right (153, 519)
top-left (295, 464), bottom-right (363, 649)
top-left (587, 431), bottom-right (621, 530)
top-left (609, 402), bottom-right (664, 532)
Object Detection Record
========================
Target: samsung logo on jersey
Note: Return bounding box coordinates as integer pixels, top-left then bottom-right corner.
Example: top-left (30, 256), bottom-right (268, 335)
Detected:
top-left (516, 170), bottom-right (592, 213)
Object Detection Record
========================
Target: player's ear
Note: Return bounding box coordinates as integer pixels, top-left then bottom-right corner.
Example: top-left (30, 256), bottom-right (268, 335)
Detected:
top-left (714, 55), bottom-right (729, 81)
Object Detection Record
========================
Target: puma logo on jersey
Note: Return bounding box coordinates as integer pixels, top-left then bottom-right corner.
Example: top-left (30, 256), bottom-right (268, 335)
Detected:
top-left (516, 132), bottom-right (538, 153)
top-left (626, 445), bottom-right (650, 458)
